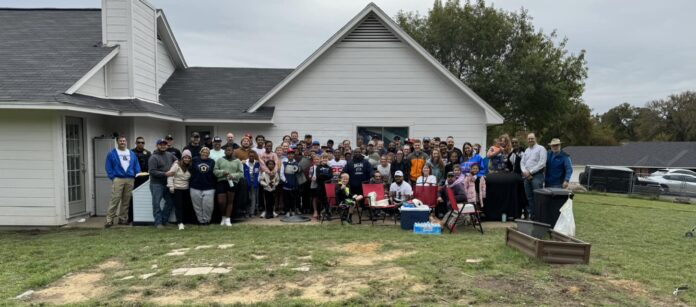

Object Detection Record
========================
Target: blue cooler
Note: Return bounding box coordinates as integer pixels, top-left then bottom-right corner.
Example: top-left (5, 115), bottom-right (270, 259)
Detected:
top-left (400, 206), bottom-right (430, 230)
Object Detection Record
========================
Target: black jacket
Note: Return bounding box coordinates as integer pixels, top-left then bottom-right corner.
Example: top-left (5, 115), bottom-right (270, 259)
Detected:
top-left (390, 159), bottom-right (411, 183)
top-left (342, 155), bottom-right (373, 189)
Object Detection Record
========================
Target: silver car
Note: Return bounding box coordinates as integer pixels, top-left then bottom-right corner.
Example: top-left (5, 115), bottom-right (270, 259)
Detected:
top-left (648, 173), bottom-right (696, 195)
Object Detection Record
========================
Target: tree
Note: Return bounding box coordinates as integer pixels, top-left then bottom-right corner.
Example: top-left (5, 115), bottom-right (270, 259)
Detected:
top-left (600, 103), bottom-right (638, 142)
top-left (397, 0), bottom-right (589, 145)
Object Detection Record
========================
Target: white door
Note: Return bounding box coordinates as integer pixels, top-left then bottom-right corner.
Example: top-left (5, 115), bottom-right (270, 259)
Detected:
top-left (66, 117), bottom-right (86, 216)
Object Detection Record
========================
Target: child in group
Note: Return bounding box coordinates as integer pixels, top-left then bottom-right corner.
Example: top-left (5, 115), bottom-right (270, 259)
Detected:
top-left (463, 164), bottom-right (486, 207)
top-left (244, 151), bottom-right (262, 218)
top-left (308, 155), bottom-right (321, 219)
top-left (315, 155), bottom-right (333, 220)
top-left (259, 160), bottom-right (280, 219)
top-left (280, 149), bottom-right (301, 217)
top-left (335, 173), bottom-right (363, 224)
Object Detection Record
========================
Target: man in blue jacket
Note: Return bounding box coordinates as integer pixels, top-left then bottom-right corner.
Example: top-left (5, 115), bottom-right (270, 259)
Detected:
top-left (545, 138), bottom-right (573, 189)
top-left (105, 136), bottom-right (141, 228)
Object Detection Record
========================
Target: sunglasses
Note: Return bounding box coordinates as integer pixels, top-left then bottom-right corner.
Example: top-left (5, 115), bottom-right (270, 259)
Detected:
top-left (136, 141), bottom-right (145, 144)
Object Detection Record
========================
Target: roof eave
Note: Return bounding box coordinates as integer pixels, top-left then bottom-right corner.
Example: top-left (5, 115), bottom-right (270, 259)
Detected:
top-left (156, 10), bottom-right (187, 69)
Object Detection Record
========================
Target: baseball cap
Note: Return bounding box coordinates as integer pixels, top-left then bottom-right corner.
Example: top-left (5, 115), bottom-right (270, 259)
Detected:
top-left (244, 133), bottom-right (253, 139)
top-left (204, 134), bottom-right (211, 140)
top-left (447, 171), bottom-right (455, 177)
top-left (165, 134), bottom-right (173, 140)
top-left (394, 170), bottom-right (404, 177)
top-left (287, 148), bottom-right (295, 153)
top-left (312, 140), bottom-right (320, 145)
top-left (423, 137), bottom-right (431, 142)
top-left (213, 136), bottom-right (222, 142)
top-left (156, 138), bottom-right (168, 145)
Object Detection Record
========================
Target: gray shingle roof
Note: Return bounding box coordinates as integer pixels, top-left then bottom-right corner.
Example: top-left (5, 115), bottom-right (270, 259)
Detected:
top-left (564, 142), bottom-right (696, 168)
top-left (159, 67), bottom-right (293, 120)
top-left (0, 9), bottom-right (291, 121)
top-left (0, 8), bottom-right (115, 101)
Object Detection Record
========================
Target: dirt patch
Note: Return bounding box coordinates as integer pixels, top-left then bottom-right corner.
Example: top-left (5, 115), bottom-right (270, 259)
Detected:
top-left (97, 259), bottom-right (122, 270)
top-left (335, 242), bottom-right (382, 254)
top-left (31, 272), bottom-right (107, 304)
top-left (333, 242), bottom-right (415, 266)
top-left (606, 279), bottom-right (648, 295)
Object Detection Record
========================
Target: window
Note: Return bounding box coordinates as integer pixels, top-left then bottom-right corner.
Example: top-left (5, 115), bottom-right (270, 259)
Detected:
top-left (357, 126), bottom-right (408, 145)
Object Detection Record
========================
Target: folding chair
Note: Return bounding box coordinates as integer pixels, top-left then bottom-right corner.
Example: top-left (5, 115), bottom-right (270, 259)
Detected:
top-left (321, 183), bottom-right (338, 224)
top-left (443, 187), bottom-right (483, 234)
top-left (361, 183), bottom-right (398, 225)
top-left (413, 185), bottom-right (439, 210)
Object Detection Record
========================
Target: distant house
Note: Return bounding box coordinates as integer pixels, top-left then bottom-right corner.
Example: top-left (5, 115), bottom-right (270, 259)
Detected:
top-left (564, 142), bottom-right (696, 182)
top-left (0, 1), bottom-right (503, 226)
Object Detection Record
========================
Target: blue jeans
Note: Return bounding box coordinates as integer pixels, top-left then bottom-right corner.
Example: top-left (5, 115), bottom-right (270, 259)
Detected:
top-left (150, 183), bottom-right (174, 226)
top-left (524, 172), bottom-right (544, 219)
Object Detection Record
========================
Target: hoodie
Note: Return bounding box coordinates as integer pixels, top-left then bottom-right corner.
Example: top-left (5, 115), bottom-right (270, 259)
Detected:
top-left (342, 154), bottom-right (373, 190)
top-left (105, 148), bottom-right (141, 180)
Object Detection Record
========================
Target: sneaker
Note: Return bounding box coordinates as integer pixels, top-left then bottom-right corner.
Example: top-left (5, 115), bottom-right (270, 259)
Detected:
top-left (178, 223), bottom-right (185, 230)
top-left (224, 218), bottom-right (232, 226)
top-left (156, 224), bottom-right (164, 229)
top-left (220, 219), bottom-right (226, 226)
top-left (273, 211), bottom-right (279, 217)
top-left (259, 213), bottom-right (266, 219)
top-left (104, 222), bottom-right (113, 228)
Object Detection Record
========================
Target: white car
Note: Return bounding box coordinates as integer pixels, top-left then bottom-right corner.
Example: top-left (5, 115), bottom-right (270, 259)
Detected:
top-left (648, 173), bottom-right (696, 195)
top-left (651, 168), bottom-right (696, 177)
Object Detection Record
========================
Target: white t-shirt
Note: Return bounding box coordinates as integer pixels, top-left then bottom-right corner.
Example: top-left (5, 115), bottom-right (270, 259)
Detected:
top-left (389, 181), bottom-right (413, 202)
top-left (415, 175), bottom-right (438, 186)
top-left (117, 149), bottom-right (131, 172)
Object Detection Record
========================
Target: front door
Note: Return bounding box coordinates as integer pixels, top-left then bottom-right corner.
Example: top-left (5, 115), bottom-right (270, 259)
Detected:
top-left (66, 117), bottom-right (86, 216)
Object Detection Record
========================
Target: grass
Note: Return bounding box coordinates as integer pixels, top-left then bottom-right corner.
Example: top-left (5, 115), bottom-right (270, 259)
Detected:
top-left (0, 193), bottom-right (695, 306)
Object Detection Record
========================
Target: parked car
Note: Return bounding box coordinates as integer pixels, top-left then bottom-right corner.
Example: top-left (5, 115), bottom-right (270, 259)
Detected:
top-left (648, 173), bottom-right (696, 195)
top-left (578, 165), bottom-right (634, 193)
top-left (651, 168), bottom-right (696, 177)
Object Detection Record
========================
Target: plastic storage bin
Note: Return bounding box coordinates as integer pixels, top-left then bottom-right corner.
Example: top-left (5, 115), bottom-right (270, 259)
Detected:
top-left (533, 188), bottom-right (573, 227)
top-left (413, 222), bottom-right (442, 235)
top-left (400, 206), bottom-right (430, 230)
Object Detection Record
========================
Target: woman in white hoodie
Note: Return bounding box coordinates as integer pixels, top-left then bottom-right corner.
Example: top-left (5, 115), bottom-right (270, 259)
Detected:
top-left (167, 149), bottom-right (192, 230)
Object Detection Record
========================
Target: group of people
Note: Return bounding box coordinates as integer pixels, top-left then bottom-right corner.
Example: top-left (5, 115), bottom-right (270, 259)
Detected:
top-left (103, 130), bottom-right (572, 228)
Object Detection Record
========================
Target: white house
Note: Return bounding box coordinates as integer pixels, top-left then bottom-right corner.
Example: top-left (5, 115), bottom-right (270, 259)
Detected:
top-left (0, 0), bottom-right (503, 226)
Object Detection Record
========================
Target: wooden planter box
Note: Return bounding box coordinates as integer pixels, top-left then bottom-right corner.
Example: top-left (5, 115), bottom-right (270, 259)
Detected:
top-left (505, 227), bottom-right (591, 264)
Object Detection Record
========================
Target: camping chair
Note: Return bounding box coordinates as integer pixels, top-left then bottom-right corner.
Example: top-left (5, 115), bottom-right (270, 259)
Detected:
top-left (362, 183), bottom-right (398, 225)
top-left (443, 187), bottom-right (483, 234)
top-left (413, 185), bottom-right (439, 210)
top-left (321, 183), bottom-right (338, 224)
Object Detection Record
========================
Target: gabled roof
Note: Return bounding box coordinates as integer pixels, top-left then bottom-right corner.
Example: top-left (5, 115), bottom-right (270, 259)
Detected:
top-left (245, 2), bottom-right (505, 125)
top-left (159, 67), bottom-right (293, 122)
top-left (564, 142), bottom-right (696, 168)
top-left (0, 8), bottom-right (116, 102)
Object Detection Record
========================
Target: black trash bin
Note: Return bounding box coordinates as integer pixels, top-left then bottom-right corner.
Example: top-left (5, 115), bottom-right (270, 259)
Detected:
top-left (532, 188), bottom-right (573, 227)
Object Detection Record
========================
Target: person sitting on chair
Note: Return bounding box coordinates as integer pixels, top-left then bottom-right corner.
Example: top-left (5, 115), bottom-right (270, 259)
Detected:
top-left (389, 170), bottom-right (413, 206)
top-left (336, 173), bottom-right (363, 224)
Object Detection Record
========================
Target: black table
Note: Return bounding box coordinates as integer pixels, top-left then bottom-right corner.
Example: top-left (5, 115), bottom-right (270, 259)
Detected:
top-left (482, 172), bottom-right (527, 221)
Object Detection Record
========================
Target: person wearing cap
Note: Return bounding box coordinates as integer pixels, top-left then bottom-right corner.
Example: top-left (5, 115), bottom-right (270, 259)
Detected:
top-left (164, 134), bottom-right (182, 160)
top-left (104, 135), bottom-right (141, 228)
top-left (213, 146), bottom-right (243, 226)
top-left (436, 168), bottom-right (466, 218)
top-left (234, 136), bottom-right (253, 161)
top-left (520, 133), bottom-right (547, 219)
top-left (167, 149), bottom-right (193, 230)
top-left (422, 137), bottom-right (433, 156)
top-left (209, 136), bottom-right (225, 161)
top-left (184, 132), bottom-right (203, 158)
top-left (204, 134), bottom-right (213, 149)
top-left (342, 148), bottom-right (374, 197)
top-left (190, 147), bottom-right (217, 225)
top-left (545, 138), bottom-right (572, 189)
top-left (389, 170), bottom-right (413, 206)
top-left (222, 132), bottom-right (240, 150)
top-left (148, 138), bottom-right (177, 228)
top-left (280, 148), bottom-right (301, 217)
top-left (310, 140), bottom-right (322, 156)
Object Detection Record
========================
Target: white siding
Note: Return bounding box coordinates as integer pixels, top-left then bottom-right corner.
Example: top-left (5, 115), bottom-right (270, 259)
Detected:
top-left (133, 117), bottom-right (176, 149)
top-left (76, 67), bottom-right (106, 97)
top-left (264, 41), bottom-right (487, 147)
top-left (156, 40), bottom-right (176, 89)
top-left (103, 0), bottom-right (132, 97)
top-left (0, 110), bottom-right (65, 226)
top-left (131, 0), bottom-right (158, 101)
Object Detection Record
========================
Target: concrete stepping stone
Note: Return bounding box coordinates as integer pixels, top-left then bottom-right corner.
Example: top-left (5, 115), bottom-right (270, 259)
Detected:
top-left (194, 245), bottom-right (213, 250)
top-left (140, 273), bottom-right (157, 279)
top-left (217, 244), bottom-right (234, 249)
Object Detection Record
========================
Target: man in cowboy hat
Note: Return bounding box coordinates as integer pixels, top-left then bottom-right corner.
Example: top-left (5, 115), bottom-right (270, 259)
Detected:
top-left (545, 138), bottom-right (572, 189)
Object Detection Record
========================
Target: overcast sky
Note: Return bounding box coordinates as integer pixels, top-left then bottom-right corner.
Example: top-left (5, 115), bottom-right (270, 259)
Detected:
top-left (4, 0), bottom-right (695, 113)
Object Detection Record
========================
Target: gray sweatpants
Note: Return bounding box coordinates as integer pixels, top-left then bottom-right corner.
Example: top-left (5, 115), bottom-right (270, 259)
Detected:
top-left (190, 188), bottom-right (214, 224)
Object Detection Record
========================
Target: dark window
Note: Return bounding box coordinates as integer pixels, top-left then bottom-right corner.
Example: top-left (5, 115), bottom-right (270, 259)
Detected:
top-left (357, 127), bottom-right (408, 145)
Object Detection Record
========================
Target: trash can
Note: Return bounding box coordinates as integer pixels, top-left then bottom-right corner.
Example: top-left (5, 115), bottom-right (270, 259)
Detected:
top-left (532, 188), bottom-right (573, 227)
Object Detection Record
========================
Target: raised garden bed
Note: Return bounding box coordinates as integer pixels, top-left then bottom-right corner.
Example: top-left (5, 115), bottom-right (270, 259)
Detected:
top-left (505, 227), bottom-right (591, 264)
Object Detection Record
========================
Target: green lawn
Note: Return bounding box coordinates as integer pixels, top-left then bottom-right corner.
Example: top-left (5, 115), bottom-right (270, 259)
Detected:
top-left (1, 193), bottom-right (695, 306)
